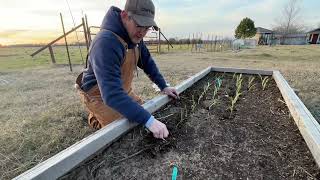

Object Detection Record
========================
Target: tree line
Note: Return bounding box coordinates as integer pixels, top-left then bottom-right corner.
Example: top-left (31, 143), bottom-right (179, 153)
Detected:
top-left (234, 0), bottom-right (318, 39)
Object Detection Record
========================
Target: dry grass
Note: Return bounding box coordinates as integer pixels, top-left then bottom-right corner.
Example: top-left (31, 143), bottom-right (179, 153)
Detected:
top-left (0, 45), bottom-right (319, 179)
top-left (0, 67), bottom-right (95, 179)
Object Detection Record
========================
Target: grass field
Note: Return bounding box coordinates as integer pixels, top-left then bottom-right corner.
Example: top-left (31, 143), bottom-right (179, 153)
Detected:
top-left (0, 46), bottom-right (87, 70)
top-left (0, 45), bottom-right (319, 179)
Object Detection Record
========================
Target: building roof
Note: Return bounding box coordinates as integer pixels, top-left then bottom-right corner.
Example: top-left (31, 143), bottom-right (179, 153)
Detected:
top-left (307, 28), bottom-right (320, 33)
top-left (256, 27), bottom-right (273, 34)
top-left (274, 34), bottom-right (307, 38)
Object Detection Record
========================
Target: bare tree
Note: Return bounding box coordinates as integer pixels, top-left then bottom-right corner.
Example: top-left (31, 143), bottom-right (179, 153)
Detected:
top-left (273, 0), bottom-right (305, 34)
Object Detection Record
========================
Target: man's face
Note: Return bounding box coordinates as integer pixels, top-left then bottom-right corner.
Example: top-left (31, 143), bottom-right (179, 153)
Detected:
top-left (122, 13), bottom-right (151, 44)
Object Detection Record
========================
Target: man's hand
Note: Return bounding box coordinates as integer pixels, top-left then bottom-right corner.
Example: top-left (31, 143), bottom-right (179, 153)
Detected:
top-left (162, 87), bottom-right (180, 99)
top-left (148, 119), bottom-right (169, 139)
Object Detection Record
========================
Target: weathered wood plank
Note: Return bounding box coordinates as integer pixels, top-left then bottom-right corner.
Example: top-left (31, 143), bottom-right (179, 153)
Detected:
top-left (48, 46), bottom-right (56, 64)
top-left (273, 71), bottom-right (320, 167)
top-left (30, 24), bottom-right (83, 57)
top-left (211, 67), bottom-right (273, 75)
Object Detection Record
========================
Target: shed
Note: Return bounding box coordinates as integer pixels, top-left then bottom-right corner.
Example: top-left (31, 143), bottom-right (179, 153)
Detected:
top-left (253, 27), bottom-right (275, 45)
top-left (255, 27), bottom-right (274, 45)
top-left (307, 28), bottom-right (320, 44)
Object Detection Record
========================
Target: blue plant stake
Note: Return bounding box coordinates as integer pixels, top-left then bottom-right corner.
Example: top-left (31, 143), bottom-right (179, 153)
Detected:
top-left (171, 166), bottom-right (178, 180)
top-left (215, 78), bottom-right (222, 88)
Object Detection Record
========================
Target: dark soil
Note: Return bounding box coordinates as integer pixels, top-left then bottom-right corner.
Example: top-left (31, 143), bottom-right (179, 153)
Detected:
top-left (61, 72), bottom-right (320, 180)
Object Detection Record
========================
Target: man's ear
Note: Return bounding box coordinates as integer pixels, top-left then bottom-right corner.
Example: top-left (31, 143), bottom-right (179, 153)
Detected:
top-left (120, 11), bottom-right (129, 20)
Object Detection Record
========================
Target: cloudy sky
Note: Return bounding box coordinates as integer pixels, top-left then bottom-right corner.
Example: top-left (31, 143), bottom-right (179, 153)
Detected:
top-left (0, 0), bottom-right (319, 45)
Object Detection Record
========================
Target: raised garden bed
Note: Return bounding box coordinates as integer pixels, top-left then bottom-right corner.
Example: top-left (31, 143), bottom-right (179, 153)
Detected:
top-left (14, 67), bottom-right (320, 180)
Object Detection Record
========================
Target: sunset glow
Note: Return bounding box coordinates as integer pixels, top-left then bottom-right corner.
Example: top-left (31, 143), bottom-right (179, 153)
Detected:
top-left (1, 0), bottom-right (319, 45)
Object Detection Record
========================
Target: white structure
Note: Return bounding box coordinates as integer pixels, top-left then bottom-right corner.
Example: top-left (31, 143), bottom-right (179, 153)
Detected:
top-left (232, 39), bottom-right (257, 49)
top-left (275, 34), bottom-right (307, 45)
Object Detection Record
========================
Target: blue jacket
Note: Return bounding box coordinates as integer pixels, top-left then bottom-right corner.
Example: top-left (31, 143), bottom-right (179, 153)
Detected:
top-left (81, 6), bottom-right (167, 125)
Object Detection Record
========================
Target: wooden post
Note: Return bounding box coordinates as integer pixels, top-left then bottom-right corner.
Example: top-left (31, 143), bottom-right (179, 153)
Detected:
top-left (206, 34), bottom-right (210, 52)
top-left (159, 30), bottom-right (173, 51)
top-left (214, 36), bottom-right (217, 52)
top-left (60, 13), bottom-right (73, 72)
top-left (199, 32), bottom-right (202, 52)
top-left (48, 46), bottom-right (56, 64)
top-left (158, 28), bottom-right (161, 54)
top-left (82, 17), bottom-right (89, 51)
top-left (188, 34), bottom-right (190, 50)
top-left (210, 35), bottom-right (213, 52)
top-left (222, 37), bottom-right (225, 51)
top-left (194, 33), bottom-right (197, 52)
top-left (195, 33), bottom-right (198, 52)
top-left (85, 14), bottom-right (92, 45)
top-left (192, 33), bottom-right (194, 52)
top-left (219, 37), bottom-right (221, 52)
top-left (198, 32), bottom-right (202, 52)
top-left (198, 32), bottom-right (200, 52)
top-left (196, 32), bottom-right (199, 52)
top-left (221, 37), bottom-right (223, 52)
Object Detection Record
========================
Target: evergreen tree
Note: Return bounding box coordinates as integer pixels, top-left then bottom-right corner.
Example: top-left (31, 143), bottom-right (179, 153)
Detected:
top-left (235, 17), bottom-right (256, 39)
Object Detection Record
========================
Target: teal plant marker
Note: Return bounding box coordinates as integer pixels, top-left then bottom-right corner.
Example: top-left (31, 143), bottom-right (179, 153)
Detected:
top-left (215, 78), bottom-right (222, 88)
top-left (171, 166), bottom-right (178, 180)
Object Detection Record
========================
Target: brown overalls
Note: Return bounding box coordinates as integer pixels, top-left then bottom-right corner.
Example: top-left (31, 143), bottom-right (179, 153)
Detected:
top-left (75, 31), bottom-right (143, 129)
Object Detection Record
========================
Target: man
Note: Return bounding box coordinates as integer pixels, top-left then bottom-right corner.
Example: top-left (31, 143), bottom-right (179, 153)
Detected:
top-left (75, 0), bottom-right (179, 139)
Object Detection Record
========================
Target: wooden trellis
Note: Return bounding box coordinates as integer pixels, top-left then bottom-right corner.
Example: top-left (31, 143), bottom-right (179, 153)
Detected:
top-left (30, 14), bottom-right (92, 71)
top-left (31, 14), bottom-right (172, 72)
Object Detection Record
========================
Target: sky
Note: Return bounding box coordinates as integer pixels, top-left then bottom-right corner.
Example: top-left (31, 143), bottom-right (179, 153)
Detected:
top-left (0, 0), bottom-right (319, 45)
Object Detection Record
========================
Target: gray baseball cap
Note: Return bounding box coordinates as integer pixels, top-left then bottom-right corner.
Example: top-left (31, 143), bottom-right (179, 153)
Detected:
top-left (125, 0), bottom-right (158, 31)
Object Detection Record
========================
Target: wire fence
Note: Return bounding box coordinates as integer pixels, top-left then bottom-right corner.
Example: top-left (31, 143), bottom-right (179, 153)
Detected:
top-left (152, 33), bottom-right (233, 53)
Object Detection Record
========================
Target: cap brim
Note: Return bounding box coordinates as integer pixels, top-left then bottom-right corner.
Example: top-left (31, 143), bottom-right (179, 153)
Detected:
top-left (131, 14), bottom-right (158, 31)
